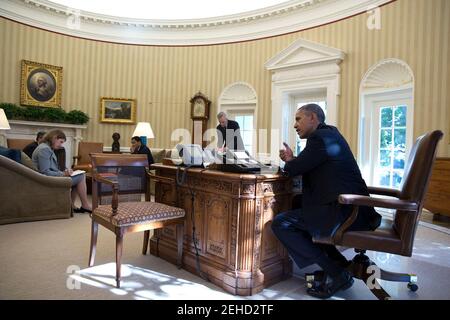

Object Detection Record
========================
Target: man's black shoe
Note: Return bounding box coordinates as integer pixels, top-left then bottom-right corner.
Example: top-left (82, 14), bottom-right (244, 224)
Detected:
top-left (307, 270), bottom-right (354, 299)
top-left (306, 270), bottom-right (328, 291)
top-left (305, 260), bottom-right (351, 286)
top-left (306, 270), bottom-right (328, 287)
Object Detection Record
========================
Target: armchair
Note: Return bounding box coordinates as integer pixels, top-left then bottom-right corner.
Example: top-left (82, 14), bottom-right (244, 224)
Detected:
top-left (311, 130), bottom-right (443, 300)
top-left (7, 138), bottom-right (33, 150)
top-left (88, 153), bottom-right (185, 288)
top-left (73, 141), bottom-right (104, 172)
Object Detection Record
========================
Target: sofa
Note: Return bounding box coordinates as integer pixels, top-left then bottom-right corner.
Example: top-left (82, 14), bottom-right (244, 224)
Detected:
top-left (148, 147), bottom-right (174, 195)
top-left (0, 155), bottom-right (72, 225)
top-left (7, 138), bottom-right (67, 170)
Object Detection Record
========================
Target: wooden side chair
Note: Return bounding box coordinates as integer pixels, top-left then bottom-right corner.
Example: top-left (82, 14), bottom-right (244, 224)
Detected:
top-left (88, 153), bottom-right (185, 288)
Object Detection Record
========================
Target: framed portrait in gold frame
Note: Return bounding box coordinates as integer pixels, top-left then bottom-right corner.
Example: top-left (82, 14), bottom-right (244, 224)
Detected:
top-left (20, 60), bottom-right (63, 108)
top-left (100, 97), bottom-right (136, 124)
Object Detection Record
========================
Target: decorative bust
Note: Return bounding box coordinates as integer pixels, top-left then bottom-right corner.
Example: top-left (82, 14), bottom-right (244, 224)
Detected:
top-left (112, 132), bottom-right (121, 153)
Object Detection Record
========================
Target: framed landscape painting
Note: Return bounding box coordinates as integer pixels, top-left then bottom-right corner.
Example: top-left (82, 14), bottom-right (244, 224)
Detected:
top-left (100, 97), bottom-right (136, 124)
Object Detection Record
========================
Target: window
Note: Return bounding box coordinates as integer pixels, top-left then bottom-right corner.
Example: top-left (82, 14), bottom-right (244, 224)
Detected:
top-left (359, 94), bottom-right (413, 188)
top-left (375, 105), bottom-right (407, 188)
top-left (228, 111), bottom-right (254, 154)
top-left (295, 101), bottom-right (327, 155)
top-left (358, 59), bottom-right (414, 188)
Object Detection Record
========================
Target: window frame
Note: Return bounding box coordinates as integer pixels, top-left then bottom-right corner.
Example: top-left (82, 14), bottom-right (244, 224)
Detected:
top-left (359, 87), bottom-right (413, 187)
top-left (372, 100), bottom-right (411, 188)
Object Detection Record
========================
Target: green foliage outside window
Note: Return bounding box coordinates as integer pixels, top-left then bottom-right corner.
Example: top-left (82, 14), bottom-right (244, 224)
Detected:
top-left (378, 105), bottom-right (408, 187)
top-left (380, 129), bottom-right (392, 148)
top-left (380, 107), bottom-right (393, 127)
top-left (394, 106), bottom-right (407, 126)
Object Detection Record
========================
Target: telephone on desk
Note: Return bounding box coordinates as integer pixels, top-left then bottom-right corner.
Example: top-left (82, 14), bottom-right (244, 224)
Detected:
top-left (173, 144), bottom-right (274, 174)
top-left (175, 144), bottom-right (204, 167)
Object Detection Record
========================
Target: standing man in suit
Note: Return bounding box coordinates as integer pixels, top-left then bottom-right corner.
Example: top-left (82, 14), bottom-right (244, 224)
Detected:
top-left (23, 131), bottom-right (46, 158)
top-left (131, 136), bottom-right (154, 165)
top-left (272, 103), bottom-right (381, 299)
top-left (216, 112), bottom-right (245, 151)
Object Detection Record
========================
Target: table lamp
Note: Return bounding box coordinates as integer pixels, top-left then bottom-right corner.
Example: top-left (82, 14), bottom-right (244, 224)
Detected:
top-left (0, 108), bottom-right (11, 147)
top-left (132, 122), bottom-right (154, 146)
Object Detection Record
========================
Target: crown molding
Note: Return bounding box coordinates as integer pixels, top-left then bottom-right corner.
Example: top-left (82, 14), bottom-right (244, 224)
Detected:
top-left (0, 0), bottom-right (394, 45)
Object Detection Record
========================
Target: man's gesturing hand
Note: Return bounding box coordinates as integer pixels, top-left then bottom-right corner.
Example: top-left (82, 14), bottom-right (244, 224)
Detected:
top-left (279, 142), bottom-right (294, 162)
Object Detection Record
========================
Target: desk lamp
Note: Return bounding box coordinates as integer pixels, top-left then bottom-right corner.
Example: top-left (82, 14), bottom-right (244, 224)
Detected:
top-left (0, 109), bottom-right (11, 147)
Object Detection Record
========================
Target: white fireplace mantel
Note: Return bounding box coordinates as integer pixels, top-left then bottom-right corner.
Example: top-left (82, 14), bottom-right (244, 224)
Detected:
top-left (3, 120), bottom-right (87, 168)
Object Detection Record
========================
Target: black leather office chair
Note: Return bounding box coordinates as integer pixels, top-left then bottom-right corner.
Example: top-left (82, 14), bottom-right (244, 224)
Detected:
top-left (312, 130), bottom-right (443, 299)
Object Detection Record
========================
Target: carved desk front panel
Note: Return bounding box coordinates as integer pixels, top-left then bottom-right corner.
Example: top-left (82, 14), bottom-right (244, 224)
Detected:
top-left (150, 164), bottom-right (293, 296)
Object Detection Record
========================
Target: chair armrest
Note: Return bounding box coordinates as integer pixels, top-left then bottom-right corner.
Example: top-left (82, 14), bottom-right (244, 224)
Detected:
top-left (147, 171), bottom-right (177, 204)
top-left (367, 186), bottom-right (400, 197)
top-left (313, 204), bottom-right (363, 245)
top-left (72, 155), bottom-right (81, 168)
top-left (339, 194), bottom-right (418, 211)
top-left (93, 173), bottom-right (119, 187)
top-left (92, 173), bottom-right (119, 215)
top-left (315, 194), bottom-right (419, 245)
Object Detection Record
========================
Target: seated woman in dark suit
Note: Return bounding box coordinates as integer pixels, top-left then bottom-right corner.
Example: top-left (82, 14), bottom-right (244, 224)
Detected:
top-left (32, 129), bottom-right (92, 213)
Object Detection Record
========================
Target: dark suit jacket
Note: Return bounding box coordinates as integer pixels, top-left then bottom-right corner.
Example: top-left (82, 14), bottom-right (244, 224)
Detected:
top-left (132, 144), bottom-right (154, 166)
top-left (216, 120), bottom-right (245, 150)
top-left (284, 123), bottom-right (381, 237)
top-left (23, 141), bottom-right (38, 159)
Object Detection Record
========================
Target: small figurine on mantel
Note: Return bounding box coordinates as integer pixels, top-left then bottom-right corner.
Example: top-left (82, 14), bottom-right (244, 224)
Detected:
top-left (112, 132), bottom-right (121, 153)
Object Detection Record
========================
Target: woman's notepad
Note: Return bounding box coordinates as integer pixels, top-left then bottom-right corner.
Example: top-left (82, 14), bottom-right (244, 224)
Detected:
top-left (70, 170), bottom-right (86, 177)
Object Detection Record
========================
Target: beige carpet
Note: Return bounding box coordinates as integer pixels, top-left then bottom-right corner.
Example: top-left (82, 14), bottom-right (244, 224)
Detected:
top-left (1, 213), bottom-right (449, 300)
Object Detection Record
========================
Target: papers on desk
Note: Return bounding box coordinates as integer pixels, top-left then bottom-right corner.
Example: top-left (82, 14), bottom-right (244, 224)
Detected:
top-left (71, 170), bottom-right (86, 177)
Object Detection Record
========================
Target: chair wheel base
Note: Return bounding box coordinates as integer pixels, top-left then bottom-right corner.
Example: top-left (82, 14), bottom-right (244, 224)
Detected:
top-left (407, 282), bottom-right (418, 292)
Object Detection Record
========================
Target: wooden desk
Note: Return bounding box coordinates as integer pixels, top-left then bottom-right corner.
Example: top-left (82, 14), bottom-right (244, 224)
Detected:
top-left (424, 157), bottom-right (450, 221)
top-left (150, 164), bottom-right (293, 296)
